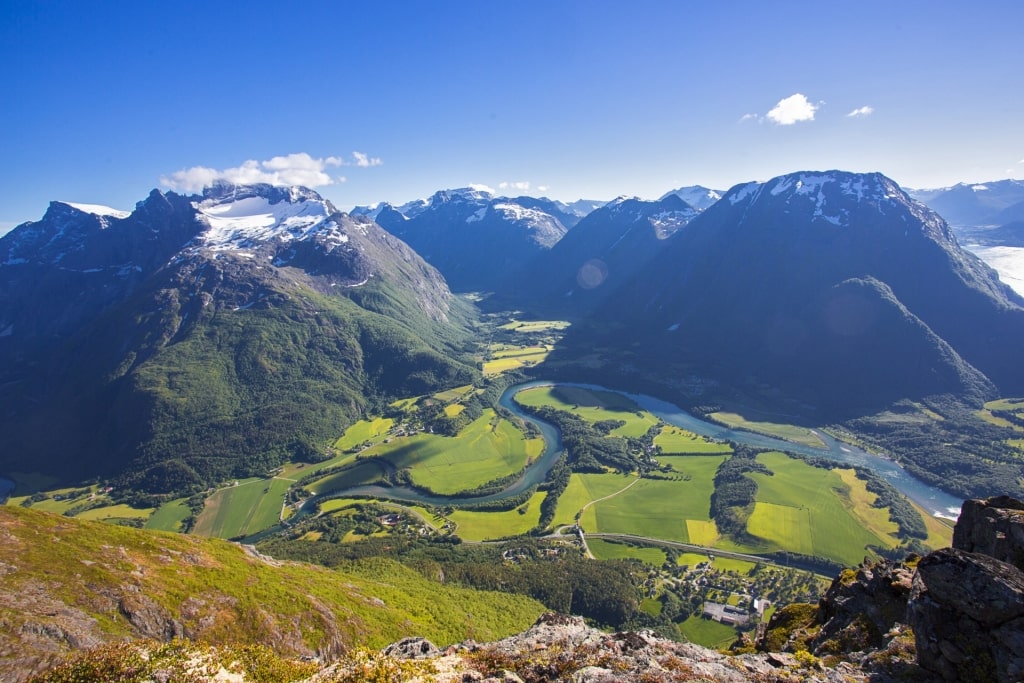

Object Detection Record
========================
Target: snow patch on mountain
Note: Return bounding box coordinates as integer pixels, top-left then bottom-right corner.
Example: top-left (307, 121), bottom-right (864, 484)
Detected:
top-left (194, 194), bottom-right (345, 251)
top-left (728, 172), bottom-right (907, 227)
top-left (492, 203), bottom-right (555, 225)
top-left (660, 186), bottom-right (723, 211)
top-left (63, 203), bottom-right (131, 219)
top-left (649, 209), bottom-right (697, 238)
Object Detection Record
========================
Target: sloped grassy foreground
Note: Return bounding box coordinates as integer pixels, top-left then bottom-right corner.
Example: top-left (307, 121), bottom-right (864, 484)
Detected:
top-left (0, 506), bottom-right (544, 682)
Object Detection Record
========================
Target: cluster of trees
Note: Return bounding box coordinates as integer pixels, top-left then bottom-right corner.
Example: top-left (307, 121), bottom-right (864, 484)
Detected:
top-left (517, 404), bottom-right (636, 473)
top-left (852, 466), bottom-right (928, 540)
top-left (259, 532), bottom-right (644, 631)
top-left (845, 398), bottom-right (1024, 499)
top-left (709, 445), bottom-right (772, 541)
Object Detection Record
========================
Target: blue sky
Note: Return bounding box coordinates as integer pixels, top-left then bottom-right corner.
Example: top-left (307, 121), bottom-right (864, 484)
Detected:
top-left (1, 0), bottom-right (1022, 230)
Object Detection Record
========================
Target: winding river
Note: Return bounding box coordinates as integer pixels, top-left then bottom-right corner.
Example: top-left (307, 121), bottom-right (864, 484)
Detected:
top-left (312, 380), bottom-right (963, 520)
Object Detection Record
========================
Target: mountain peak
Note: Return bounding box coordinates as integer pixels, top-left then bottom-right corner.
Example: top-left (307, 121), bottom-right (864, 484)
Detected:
top-left (723, 171), bottom-right (912, 229)
top-left (193, 183), bottom-right (341, 253)
top-left (659, 185), bottom-right (724, 211)
top-left (429, 187), bottom-right (493, 206)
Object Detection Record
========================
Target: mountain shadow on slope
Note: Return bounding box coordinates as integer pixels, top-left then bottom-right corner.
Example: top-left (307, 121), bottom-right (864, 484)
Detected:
top-left (544, 171), bottom-right (1024, 420)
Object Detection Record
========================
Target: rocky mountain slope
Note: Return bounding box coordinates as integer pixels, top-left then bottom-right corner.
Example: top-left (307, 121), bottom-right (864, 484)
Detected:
top-left (0, 184), bottom-right (476, 493)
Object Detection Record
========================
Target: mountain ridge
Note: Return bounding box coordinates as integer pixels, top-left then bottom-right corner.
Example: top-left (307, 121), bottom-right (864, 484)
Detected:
top-left (0, 184), bottom-right (476, 494)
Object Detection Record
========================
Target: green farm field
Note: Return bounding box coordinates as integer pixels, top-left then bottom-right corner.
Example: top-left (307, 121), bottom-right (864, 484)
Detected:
top-left (678, 614), bottom-right (738, 648)
top-left (192, 477), bottom-right (291, 539)
top-left (76, 503), bottom-right (154, 522)
top-left (746, 452), bottom-right (902, 566)
top-left (364, 410), bottom-right (541, 495)
top-left (708, 412), bottom-right (825, 448)
top-left (483, 348), bottom-right (549, 376)
top-left (146, 498), bottom-right (192, 532)
top-left (676, 552), bottom-right (755, 575)
top-left (654, 426), bottom-right (732, 454)
top-left (498, 320), bottom-right (571, 333)
top-left (449, 491), bottom-right (547, 541)
top-left (561, 455), bottom-right (727, 543)
top-left (307, 462), bottom-right (388, 495)
top-left (587, 538), bottom-right (667, 566)
top-left (514, 385), bottom-right (659, 438)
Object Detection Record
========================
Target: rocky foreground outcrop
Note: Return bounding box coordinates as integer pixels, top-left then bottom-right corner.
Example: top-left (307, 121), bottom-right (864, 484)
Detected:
top-left (907, 497), bottom-right (1024, 682)
top-left (758, 495), bottom-right (1024, 683)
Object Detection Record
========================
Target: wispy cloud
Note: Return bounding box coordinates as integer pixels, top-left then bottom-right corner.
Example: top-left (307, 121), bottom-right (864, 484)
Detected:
top-left (846, 105), bottom-right (874, 118)
top-left (765, 93), bottom-right (819, 125)
top-left (160, 153), bottom-right (348, 192)
top-left (352, 151), bottom-right (382, 167)
top-left (499, 181), bottom-right (531, 191)
top-left (738, 113), bottom-right (760, 123)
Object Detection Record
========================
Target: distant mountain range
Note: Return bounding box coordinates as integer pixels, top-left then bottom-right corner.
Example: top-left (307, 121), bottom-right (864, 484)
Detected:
top-left (0, 183), bottom-right (475, 493)
top-left (3, 173), bottom-right (1023, 493)
top-left (549, 171), bottom-right (1024, 416)
top-left (908, 180), bottom-right (1024, 228)
top-left (496, 193), bottom-right (699, 313)
top-left (352, 189), bottom-right (598, 292)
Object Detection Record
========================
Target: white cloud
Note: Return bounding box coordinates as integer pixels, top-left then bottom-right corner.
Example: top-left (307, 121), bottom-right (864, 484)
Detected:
top-left (846, 105), bottom-right (874, 118)
top-left (499, 181), bottom-right (531, 191)
top-left (160, 153), bottom-right (346, 192)
top-left (469, 183), bottom-right (495, 194)
top-left (352, 151), bottom-right (382, 167)
top-left (766, 93), bottom-right (819, 125)
top-left (738, 113), bottom-right (760, 123)
top-left (537, 185), bottom-right (549, 192)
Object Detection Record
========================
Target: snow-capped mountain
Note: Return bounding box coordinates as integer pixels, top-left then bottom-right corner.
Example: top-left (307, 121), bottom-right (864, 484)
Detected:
top-left (907, 179), bottom-right (1024, 297)
top-left (658, 185), bottom-right (724, 211)
top-left (498, 194), bottom-right (699, 314)
top-left (0, 183), bottom-right (474, 493)
top-left (554, 171), bottom-right (1024, 417)
top-left (369, 188), bottom-right (579, 292)
top-left (907, 179), bottom-right (1024, 227)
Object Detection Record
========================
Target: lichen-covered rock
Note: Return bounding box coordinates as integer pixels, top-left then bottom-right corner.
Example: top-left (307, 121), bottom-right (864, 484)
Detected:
top-left (907, 547), bottom-right (1024, 682)
top-left (952, 496), bottom-right (1024, 571)
top-left (383, 636), bottom-right (441, 659)
top-left (812, 559), bottom-right (916, 656)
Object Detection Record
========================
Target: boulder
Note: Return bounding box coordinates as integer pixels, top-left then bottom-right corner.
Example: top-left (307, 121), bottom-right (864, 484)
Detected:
top-left (952, 495), bottom-right (1024, 571)
top-left (908, 547), bottom-right (1024, 682)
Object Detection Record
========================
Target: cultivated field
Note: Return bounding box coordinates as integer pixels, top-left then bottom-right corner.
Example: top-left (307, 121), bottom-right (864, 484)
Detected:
top-left (449, 491), bottom-right (547, 541)
top-left (369, 410), bottom-right (541, 495)
top-left (145, 499), bottom-right (192, 532)
top-left (514, 385), bottom-right (659, 438)
top-left (587, 538), bottom-right (667, 566)
top-left (307, 462), bottom-right (388, 495)
top-left (192, 477), bottom-right (292, 539)
top-left (654, 426), bottom-right (732, 454)
top-left (746, 451), bottom-right (901, 566)
top-left (708, 411), bottom-right (825, 448)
